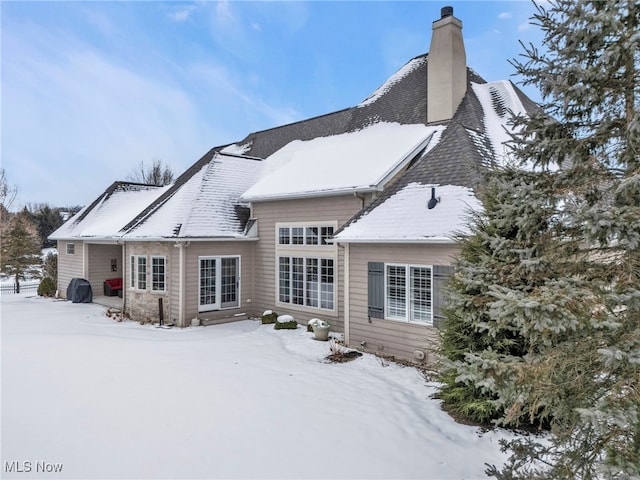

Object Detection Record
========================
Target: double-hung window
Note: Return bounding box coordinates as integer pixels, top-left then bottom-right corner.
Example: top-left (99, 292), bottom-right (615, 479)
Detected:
top-left (130, 255), bottom-right (148, 290)
top-left (385, 264), bottom-right (432, 324)
top-left (151, 256), bottom-right (166, 292)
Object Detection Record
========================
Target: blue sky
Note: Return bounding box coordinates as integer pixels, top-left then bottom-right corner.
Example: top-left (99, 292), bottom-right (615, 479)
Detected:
top-left (2, 1), bottom-right (544, 208)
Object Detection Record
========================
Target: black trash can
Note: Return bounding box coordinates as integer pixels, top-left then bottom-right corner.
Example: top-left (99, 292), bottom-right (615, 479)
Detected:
top-left (66, 278), bottom-right (93, 303)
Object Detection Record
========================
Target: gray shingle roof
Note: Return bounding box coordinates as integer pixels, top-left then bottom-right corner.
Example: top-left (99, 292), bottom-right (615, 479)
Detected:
top-left (52, 50), bottom-right (540, 242)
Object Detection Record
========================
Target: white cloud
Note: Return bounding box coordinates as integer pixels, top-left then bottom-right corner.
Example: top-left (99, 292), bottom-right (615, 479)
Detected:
top-left (2, 14), bottom-right (300, 207)
top-left (216, 0), bottom-right (235, 25)
top-left (518, 21), bottom-right (532, 32)
top-left (498, 12), bottom-right (512, 20)
top-left (2, 27), bottom-right (219, 206)
top-left (168, 5), bottom-right (196, 23)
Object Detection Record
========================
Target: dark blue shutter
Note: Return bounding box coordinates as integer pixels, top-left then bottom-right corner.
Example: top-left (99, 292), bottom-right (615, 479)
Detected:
top-left (368, 262), bottom-right (384, 319)
top-left (433, 265), bottom-right (454, 329)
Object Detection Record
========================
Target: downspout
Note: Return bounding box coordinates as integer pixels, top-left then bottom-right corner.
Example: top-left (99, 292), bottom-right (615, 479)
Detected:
top-left (119, 240), bottom-right (126, 311)
top-left (353, 192), bottom-right (365, 209)
top-left (175, 241), bottom-right (190, 327)
top-left (343, 243), bottom-right (350, 346)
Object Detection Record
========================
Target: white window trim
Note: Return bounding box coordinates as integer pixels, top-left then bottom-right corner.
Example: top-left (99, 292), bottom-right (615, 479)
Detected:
top-left (384, 263), bottom-right (434, 326)
top-left (198, 255), bottom-right (241, 313)
top-left (66, 242), bottom-right (75, 255)
top-left (275, 221), bottom-right (338, 249)
top-left (130, 255), bottom-right (148, 291)
top-left (276, 254), bottom-right (336, 314)
top-left (150, 256), bottom-right (167, 292)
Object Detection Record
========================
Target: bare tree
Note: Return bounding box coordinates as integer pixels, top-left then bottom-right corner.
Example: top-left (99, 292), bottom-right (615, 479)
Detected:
top-left (0, 168), bottom-right (17, 211)
top-left (126, 159), bottom-right (175, 186)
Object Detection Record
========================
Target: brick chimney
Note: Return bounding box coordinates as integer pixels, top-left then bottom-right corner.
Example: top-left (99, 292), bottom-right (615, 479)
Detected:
top-left (427, 6), bottom-right (467, 123)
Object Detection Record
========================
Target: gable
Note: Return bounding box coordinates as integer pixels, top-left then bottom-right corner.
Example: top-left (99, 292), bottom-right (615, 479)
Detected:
top-left (49, 182), bottom-right (169, 240)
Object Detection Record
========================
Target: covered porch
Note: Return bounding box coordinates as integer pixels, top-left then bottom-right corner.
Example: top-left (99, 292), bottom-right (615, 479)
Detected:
top-left (85, 242), bottom-right (125, 309)
top-left (93, 295), bottom-right (123, 310)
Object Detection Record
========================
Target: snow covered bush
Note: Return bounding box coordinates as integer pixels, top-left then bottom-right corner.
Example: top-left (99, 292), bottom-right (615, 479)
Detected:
top-left (261, 310), bottom-right (278, 324)
top-left (274, 314), bottom-right (298, 330)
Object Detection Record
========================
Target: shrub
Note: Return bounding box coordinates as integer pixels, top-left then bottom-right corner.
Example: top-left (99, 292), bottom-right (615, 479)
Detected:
top-left (37, 277), bottom-right (56, 297)
top-left (261, 310), bottom-right (278, 324)
top-left (43, 252), bottom-right (57, 281)
top-left (274, 314), bottom-right (298, 330)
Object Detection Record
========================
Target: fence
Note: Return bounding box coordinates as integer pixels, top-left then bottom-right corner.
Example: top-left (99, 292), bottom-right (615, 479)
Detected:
top-left (0, 282), bottom-right (40, 295)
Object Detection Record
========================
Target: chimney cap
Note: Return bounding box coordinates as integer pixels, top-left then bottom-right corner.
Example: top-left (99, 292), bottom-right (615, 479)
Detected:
top-left (441, 6), bottom-right (454, 18)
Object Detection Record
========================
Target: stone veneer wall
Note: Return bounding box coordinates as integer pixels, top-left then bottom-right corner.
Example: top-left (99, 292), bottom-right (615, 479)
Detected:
top-left (125, 242), bottom-right (172, 324)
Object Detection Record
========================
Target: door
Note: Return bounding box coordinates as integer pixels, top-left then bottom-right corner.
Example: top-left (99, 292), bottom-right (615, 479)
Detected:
top-left (199, 256), bottom-right (240, 312)
top-left (220, 257), bottom-right (239, 309)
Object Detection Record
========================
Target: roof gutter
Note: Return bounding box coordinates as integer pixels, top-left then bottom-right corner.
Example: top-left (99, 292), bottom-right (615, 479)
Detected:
top-left (50, 235), bottom-right (259, 243)
top-left (241, 187), bottom-right (379, 203)
top-left (330, 237), bottom-right (458, 245)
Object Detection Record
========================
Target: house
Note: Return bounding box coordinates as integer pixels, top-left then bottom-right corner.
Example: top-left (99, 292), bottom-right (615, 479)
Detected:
top-left (50, 6), bottom-right (538, 364)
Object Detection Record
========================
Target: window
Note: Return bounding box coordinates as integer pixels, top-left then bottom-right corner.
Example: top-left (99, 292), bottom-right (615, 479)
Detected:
top-left (278, 227), bottom-right (290, 245)
top-left (278, 256), bottom-right (334, 310)
top-left (320, 259), bottom-right (335, 309)
top-left (386, 265), bottom-right (407, 319)
top-left (130, 255), bottom-right (147, 290)
top-left (137, 256), bottom-right (147, 290)
top-left (278, 257), bottom-right (290, 303)
top-left (199, 256), bottom-right (240, 311)
top-left (305, 227), bottom-right (319, 245)
top-left (66, 243), bottom-right (75, 255)
top-left (409, 267), bottom-right (432, 323)
top-left (151, 256), bottom-right (166, 292)
top-left (291, 227), bottom-right (304, 245)
top-left (321, 226), bottom-right (334, 245)
top-left (384, 264), bottom-right (432, 324)
top-left (305, 258), bottom-right (319, 307)
top-left (277, 225), bottom-right (335, 246)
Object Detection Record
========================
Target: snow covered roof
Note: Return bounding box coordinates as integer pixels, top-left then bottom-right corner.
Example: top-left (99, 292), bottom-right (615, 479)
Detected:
top-left (240, 122), bottom-right (444, 202)
top-left (52, 50), bottom-right (539, 245)
top-left (49, 182), bottom-right (169, 240)
top-left (123, 153), bottom-right (262, 239)
top-left (51, 153), bottom-right (263, 241)
top-left (470, 81), bottom-right (529, 162)
top-left (335, 79), bottom-right (538, 243)
top-left (333, 183), bottom-right (481, 243)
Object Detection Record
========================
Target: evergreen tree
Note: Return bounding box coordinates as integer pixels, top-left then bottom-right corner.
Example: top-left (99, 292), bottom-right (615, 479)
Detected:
top-left (439, 0), bottom-right (638, 477)
top-left (0, 216), bottom-right (42, 292)
top-left (475, 0), bottom-right (639, 477)
top-left (438, 165), bottom-right (566, 427)
top-left (23, 204), bottom-right (65, 248)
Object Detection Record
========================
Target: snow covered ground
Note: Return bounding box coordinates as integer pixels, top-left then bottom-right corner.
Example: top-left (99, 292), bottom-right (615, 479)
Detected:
top-left (2, 294), bottom-right (513, 479)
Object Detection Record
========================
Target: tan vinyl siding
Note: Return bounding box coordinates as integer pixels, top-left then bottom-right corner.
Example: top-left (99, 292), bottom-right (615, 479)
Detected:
top-left (57, 240), bottom-right (85, 297)
top-left (347, 243), bottom-right (460, 364)
top-left (182, 242), bottom-right (256, 325)
top-left (252, 195), bottom-right (364, 330)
